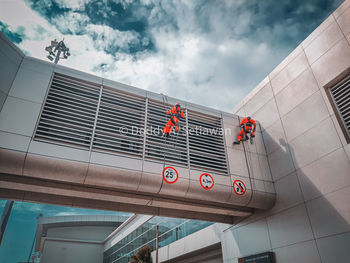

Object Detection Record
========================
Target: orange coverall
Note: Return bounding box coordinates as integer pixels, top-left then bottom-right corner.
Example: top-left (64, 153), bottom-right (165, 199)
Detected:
top-left (162, 105), bottom-right (185, 136)
top-left (237, 117), bottom-right (256, 141)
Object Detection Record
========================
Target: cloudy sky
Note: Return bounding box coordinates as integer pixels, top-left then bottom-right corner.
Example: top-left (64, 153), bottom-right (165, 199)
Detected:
top-left (0, 0), bottom-right (344, 111)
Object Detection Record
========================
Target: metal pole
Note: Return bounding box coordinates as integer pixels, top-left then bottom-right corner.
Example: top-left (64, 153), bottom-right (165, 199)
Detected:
top-left (155, 225), bottom-right (159, 263)
top-left (27, 214), bottom-right (42, 263)
top-left (0, 200), bottom-right (14, 246)
top-left (54, 50), bottom-right (61, 64)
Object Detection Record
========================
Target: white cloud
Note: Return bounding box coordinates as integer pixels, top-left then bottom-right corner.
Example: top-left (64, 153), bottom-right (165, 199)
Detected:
top-left (1, 0), bottom-right (329, 112)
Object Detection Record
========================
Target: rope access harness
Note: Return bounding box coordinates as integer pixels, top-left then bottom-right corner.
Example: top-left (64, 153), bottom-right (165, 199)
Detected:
top-left (158, 94), bottom-right (183, 193)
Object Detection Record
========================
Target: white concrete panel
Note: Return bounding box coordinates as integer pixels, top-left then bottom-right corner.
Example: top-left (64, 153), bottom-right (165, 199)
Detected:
top-left (302, 15), bottom-right (336, 48)
top-left (0, 96), bottom-right (41, 136)
top-left (275, 68), bottom-right (319, 117)
top-left (223, 122), bottom-right (241, 147)
top-left (304, 21), bottom-right (344, 65)
top-left (0, 90), bottom-right (6, 111)
top-left (306, 186), bottom-right (350, 238)
top-left (269, 172), bottom-right (304, 215)
top-left (21, 57), bottom-right (54, 75)
top-left (227, 147), bottom-right (249, 177)
top-left (0, 131), bottom-right (31, 152)
top-left (0, 50), bottom-right (20, 95)
top-left (168, 236), bottom-right (186, 259)
top-left (235, 218), bottom-right (271, 257)
top-left (242, 76), bottom-right (270, 105)
top-left (9, 67), bottom-right (52, 104)
top-left (183, 226), bottom-right (221, 254)
top-left (267, 204), bottom-right (314, 248)
top-left (269, 45), bottom-right (304, 81)
top-left (262, 119), bottom-right (286, 155)
top-left (90, 151), bottom-right (143, 170)
top-left (244, 83), bottom-right (273, 116)
top-left (28, 140), bottom-right (90, 163)
top-left (245, 152), bottom-right (265, 181)
top-left (273, 240), bottom-right (321, 263)
top-left (255, 132), bottom-right (267, 155)
top-left (336, 7), bottom-right (350, 38)
top-left (0, 32), bottom-right (23, 65)
top-left (316, 232), bottom-right (350, 263)
top-left (264, 181), bottom-right (275, 194)
top-left (40, 240), bottom-right (103, 263)
top-left (282, 91), bottom-right (330, 142)
top-left (251, 98), bottom-right (280, 130)
top-left (258, 154), bottom-right (272, 182)
top-left (221, 229), bottom-right (241, 260)
top-left (345, 143), bottom-right (350, 161)
top-left (289, 117), bottom-right (342, 169)
top-left (250, 178), bottom-right (265, 192)
top-left (311, 38), bottom-right (350, 88)
top-left (270, 51), bottom-right (309, 95)
top-left (297, 147), bottom-right (350, 201)
top-left (268, 145), bottom-right (295, 181)
top-left (330, 114), bottom-right (348, 147)
top-left (232, 133), bottom-right (263, 159)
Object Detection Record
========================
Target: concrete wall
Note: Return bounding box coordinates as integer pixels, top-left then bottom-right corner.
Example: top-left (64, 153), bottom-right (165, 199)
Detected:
top-left (38, 222), bottom-right (116, 263)
top-left (0, 32), bottom-right (24, 111)
top-left (47, 226), bottom-right (116, 241)
top-left (153, 224), bottom-right (227, 262)
top-left (40, 240), bottom-right (104, 263)
top-left (223, 0), bottom-right (350, 262)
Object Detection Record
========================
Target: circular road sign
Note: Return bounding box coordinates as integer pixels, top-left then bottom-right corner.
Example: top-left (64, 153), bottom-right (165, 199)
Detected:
top-left (163, 166), bottom-right (179, 184)
top-left (200, 173), bottom-right (214, 190)
top-left (233, 179), bottom-right (246, 196)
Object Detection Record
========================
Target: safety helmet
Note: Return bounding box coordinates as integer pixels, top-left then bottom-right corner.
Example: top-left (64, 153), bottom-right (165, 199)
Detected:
top-left (247, 116), bottom-right (251, 121)
top-left (176, 103), bottom-right (181, 110)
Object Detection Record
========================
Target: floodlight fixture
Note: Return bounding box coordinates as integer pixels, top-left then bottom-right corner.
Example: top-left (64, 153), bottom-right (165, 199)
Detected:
top-left (45, 38), bottom-right (71, 64)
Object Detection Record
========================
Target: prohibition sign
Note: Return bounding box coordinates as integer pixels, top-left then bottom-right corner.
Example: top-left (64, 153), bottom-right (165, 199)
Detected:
top-left (200, 173), bottom-right (214, 190)
top-left (233, 180), bottom-right (246, 196)
top-left (163, 166), bottom-right (178, 184)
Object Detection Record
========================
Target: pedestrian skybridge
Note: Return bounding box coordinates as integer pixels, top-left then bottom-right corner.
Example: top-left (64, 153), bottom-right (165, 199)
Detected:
top-left (0, 32), bottom-right (275, 224)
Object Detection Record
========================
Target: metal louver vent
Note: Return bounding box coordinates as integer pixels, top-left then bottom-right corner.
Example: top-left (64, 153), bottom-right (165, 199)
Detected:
top-left (35, 73), bottom-right (229, 174)
top-left (145, 99), bottom-right (188, 165)
top-left (188, 110), bottom-right (227, 174)
top-left (34, 73), bottom-right (100, 148)
top-left (92, 87), bottom-right (146, 157)
top-left (329, 74), bottom-right (350, 141)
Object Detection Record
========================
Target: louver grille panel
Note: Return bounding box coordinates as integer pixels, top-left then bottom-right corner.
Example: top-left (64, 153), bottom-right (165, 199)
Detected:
top-left (330, 74), bottom-right (350, 140)
top-left (34, 73), bottom-right (100, 148)
top-left (145, 99), bottom-right (188, 165)
top-left (92, 87), bottom-right (146, 157)
top-left (35, 73), bottom-right (229, 174)
top-left (188, 110), bottom-right (227, 174)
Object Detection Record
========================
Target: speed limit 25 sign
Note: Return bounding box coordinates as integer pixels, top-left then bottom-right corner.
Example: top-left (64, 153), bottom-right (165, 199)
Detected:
top-left (162, 166), bottom-right (179, 184)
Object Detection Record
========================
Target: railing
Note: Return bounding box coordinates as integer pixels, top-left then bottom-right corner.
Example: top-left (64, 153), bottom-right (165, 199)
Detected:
top-left (103, 218), bottom-right (212, 263)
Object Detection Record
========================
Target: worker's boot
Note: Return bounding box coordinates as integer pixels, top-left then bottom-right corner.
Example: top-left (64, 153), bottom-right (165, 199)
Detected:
top-left (233, 141), bottom-right (240, 145)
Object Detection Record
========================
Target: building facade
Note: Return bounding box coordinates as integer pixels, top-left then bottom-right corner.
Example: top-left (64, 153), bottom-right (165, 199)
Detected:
top-left (1, 0), bottom-right (350, 262)
top-left (35, 215), bottom-right (127, 263)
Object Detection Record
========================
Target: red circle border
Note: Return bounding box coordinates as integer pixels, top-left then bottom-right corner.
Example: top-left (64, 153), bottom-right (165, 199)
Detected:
top-left (163, 166), bottom-right (179, 184)
top-left (200, 173), bottom-right (214, 190)
top-left (233, 179), bottom-right (246, 196)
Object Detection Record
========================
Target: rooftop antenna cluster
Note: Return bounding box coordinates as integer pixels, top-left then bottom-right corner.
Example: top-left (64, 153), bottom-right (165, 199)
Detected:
top-left (45, 39), bottom-right (70, 64)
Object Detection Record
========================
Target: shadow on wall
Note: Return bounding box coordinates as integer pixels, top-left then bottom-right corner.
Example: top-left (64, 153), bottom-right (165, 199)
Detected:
top-left (224, 130), bottom-right (349, 261)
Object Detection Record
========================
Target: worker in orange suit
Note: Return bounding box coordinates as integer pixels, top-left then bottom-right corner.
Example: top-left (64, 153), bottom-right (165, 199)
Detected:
top-left (233, 116), bottom-right (256, 144)
top-left (162, 103), bottom-right (185, 137)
